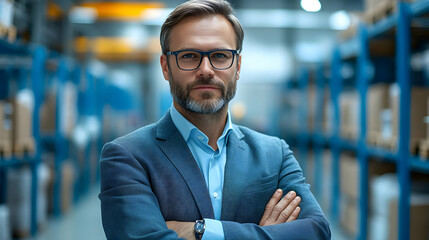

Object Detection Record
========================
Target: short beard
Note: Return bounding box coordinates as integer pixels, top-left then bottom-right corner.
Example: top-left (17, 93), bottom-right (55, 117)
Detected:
top-left (168, 65), bottom-right (237, 114)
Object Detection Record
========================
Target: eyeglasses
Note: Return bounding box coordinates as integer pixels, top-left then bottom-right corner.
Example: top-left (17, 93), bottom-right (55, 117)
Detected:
top-left (166, 49), bottom-right (239, 71)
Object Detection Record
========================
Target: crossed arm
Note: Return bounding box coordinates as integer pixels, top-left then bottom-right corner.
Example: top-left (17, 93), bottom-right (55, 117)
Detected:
top-left (167, 189), bottom-right (301, 239)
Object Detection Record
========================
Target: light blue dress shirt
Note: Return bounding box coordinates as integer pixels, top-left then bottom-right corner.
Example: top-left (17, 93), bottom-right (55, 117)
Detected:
top-left (170, 105), bottom-right (233, 240)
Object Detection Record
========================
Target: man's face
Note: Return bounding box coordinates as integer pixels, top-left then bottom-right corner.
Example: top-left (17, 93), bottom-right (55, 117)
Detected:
top-left (161, 14), bottom-right (241, 114)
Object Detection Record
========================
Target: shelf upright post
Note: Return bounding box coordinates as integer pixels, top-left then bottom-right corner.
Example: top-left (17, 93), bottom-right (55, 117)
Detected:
top-left (313, 63), bottom-right (325, 200)
top-left (30, 46), bottom-right (46, 236)
top-left (298, 67), bottom-right (309, 177)
top-left (397, 2), bottom-right (412, 240)
top-left (330, 48), bottom-right (342, 221)
top-left (356, 24), bottom-right (370, 240)
top-left (53, 58), bottom-right (68, 217)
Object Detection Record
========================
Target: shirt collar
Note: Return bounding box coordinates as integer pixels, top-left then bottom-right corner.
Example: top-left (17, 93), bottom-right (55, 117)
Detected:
top-left (170, 104), bottom-right (234, 143)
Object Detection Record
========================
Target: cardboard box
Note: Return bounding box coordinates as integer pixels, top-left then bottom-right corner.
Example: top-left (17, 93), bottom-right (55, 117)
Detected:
top-left (48, 161), bottom-right (75, 214)
top-left (340, 153), bottom-right (395, 200)
top-left (340, 196), bottom-right (359, 236)
top-left (390, 84), bottom-right (429, 153)
top-left (12, 90), bottom-right (35, 154)
top-left (340, 91), bottom-right (360, 140)
top-left (40, 91), bottom-right (56, 135)
top-left (0, 100), bottom-right (12, 156)
top-left (367, 84), bottom-right (389, 142)
top-left (388, 199), bottom-right (429, 240)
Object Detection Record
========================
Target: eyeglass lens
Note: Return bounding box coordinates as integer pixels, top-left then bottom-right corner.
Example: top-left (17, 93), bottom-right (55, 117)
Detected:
top-left (177, 50), bottom-right (234, 70)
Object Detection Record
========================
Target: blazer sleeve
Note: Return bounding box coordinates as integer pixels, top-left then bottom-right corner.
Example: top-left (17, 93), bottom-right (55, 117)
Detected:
top-left (221, 139), bottom-right (331, 240)
top-left (98, 141), bottom-right (184, 240)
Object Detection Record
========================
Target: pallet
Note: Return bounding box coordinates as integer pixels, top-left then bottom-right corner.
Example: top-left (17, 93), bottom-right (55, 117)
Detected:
top-left (364, 0), bottom-right (415, 25)
top-left (13, 138), bottom-right (35, 155)
top-left (0, 24), bottom-right (16, 43)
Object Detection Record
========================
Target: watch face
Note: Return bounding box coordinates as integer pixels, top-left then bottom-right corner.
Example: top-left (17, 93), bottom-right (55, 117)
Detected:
top-left (195, 220), bottom-right (205, 233)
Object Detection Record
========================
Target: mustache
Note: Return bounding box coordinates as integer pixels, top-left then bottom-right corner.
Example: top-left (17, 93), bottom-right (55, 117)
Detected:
top-left (187, 77), bottom-right (225, 90)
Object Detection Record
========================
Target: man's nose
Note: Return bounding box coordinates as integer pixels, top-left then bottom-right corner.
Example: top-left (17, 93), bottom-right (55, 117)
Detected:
top-left (197, 55), bottom-right (215, 77)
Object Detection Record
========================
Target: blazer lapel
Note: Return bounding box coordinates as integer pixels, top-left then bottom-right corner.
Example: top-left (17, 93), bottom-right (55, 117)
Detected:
top-left (155, 112), bottom-right (215, 219)
top-left (221, 126), bottom-right (250, 221)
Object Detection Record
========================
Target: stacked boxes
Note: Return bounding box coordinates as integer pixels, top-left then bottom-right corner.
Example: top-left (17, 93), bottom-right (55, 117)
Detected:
top-left (389, 84), bottom-right (429, 154)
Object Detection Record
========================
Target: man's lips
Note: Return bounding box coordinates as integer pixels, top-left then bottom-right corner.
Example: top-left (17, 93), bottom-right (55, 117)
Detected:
top-left (192, 85), bottom-right (219, 90)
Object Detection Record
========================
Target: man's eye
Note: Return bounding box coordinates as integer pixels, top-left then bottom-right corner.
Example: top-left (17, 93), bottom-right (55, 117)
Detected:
top-left (212, 53), bottom-right (227, 58)
top-left (181, 53), bottom-right (198, 58)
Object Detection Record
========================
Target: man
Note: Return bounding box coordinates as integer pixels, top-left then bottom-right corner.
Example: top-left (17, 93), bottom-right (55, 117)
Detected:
top-left (99, 0), bottom-right (331, 239)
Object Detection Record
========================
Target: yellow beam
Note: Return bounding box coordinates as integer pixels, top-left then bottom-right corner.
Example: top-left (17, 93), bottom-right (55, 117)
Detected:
top-left (74, 36), bottom-right (160, 62)
top-left (77, 2), bottom-right (164, 21)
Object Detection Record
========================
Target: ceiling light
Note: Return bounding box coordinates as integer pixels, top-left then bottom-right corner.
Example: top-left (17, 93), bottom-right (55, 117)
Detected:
top-left (70, 7), bottom-right (97, 24)
top-left (300, 0), bottom-right (322, 13)
top-left (329, 10), bottom-right (351, 30)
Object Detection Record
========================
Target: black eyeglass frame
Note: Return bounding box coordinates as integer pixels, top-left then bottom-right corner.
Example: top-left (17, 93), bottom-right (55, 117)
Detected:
top-left (165, 49), bottom-right (240, 71)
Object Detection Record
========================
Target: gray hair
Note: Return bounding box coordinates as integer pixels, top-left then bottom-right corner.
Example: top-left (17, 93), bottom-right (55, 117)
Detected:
top-left (160, 0), bottom-right (244, 54)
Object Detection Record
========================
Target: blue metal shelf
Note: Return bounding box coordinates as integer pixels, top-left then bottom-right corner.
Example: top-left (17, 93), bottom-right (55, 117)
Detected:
top-left (0, 157), bottom-right (38, 167)
top-left (366, 147), bottom-right (398, 162)
top-left (304, 2), bottom-right (429, 240)
top-left (410, 157), bottom-right (429, 173)
top-left (411, 0), bottom-right (429, 16)
top-left (0, 39), bottom-right (29, 55)
top-left (340, 139), bottom-right (358, 151)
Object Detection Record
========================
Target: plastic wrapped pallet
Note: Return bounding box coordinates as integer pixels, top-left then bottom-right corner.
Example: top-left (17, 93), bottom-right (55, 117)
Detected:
top-left (0, 204), bottom-right (11, 240)
top-left (7, 166), bottom-right (31, 239)
top-left (6, 164), bottom-right (50, 238)
top-left (37, 163), bottom-right (50, 231)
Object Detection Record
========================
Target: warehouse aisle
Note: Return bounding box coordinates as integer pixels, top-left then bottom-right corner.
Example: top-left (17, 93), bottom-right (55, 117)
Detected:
top-left (29, 186), bottom-right (106, 240)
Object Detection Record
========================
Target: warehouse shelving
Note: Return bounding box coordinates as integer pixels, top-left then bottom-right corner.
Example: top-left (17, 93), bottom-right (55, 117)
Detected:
top-left (295, 1), bottom-right (429, 240)
top-left (0, 38), bottom-right (46, 236)
top-left (0, 34), bottom-right (106, 238)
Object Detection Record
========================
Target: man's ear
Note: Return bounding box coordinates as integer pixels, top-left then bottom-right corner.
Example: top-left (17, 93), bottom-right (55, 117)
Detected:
top-left (235, 54), bottom-right (242, 80)
top-left (160, 54), bottom-right (170, 81)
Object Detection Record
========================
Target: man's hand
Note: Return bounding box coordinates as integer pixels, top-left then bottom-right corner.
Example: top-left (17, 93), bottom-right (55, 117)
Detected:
top-left (166, 221), bottom-right (195, 240)
top-left (259, 189), bottom-right (301, 226)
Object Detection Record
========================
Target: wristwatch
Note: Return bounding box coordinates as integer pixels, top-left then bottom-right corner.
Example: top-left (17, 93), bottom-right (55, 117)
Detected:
top-left (194, 219), bottom-right (205, 240)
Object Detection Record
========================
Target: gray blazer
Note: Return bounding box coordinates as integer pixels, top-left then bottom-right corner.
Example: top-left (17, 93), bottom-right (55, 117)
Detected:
top-left (99, 111), bottom-right (331, 239)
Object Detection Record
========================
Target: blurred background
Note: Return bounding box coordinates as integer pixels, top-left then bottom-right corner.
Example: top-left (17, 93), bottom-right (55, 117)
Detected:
top-left (1, 0), bottom-right (429, 239)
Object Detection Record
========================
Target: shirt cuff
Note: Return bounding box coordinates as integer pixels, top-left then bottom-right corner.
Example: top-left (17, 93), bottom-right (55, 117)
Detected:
top-left (202, 218), bottom-right (225, 240)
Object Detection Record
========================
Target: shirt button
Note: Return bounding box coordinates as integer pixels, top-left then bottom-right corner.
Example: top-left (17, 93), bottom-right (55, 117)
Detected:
top-left (213, 192), bottom-right (218, 198)
top-left (198, 136), bottom-right (204, 140)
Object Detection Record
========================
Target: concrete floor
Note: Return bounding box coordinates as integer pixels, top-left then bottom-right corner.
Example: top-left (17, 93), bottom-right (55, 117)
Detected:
top-left (28, 186), bottom-right (105, 240)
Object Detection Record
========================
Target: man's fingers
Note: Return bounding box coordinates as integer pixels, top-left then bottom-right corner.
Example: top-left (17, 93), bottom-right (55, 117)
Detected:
top-left (270, 191), bottom-right (296, 219)
top-left (286, 206), bottom-right (301, 222)
top-left (277, 196), bottom-right (301, 222)
top-left (259, 189), bottom-right (283, 225)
